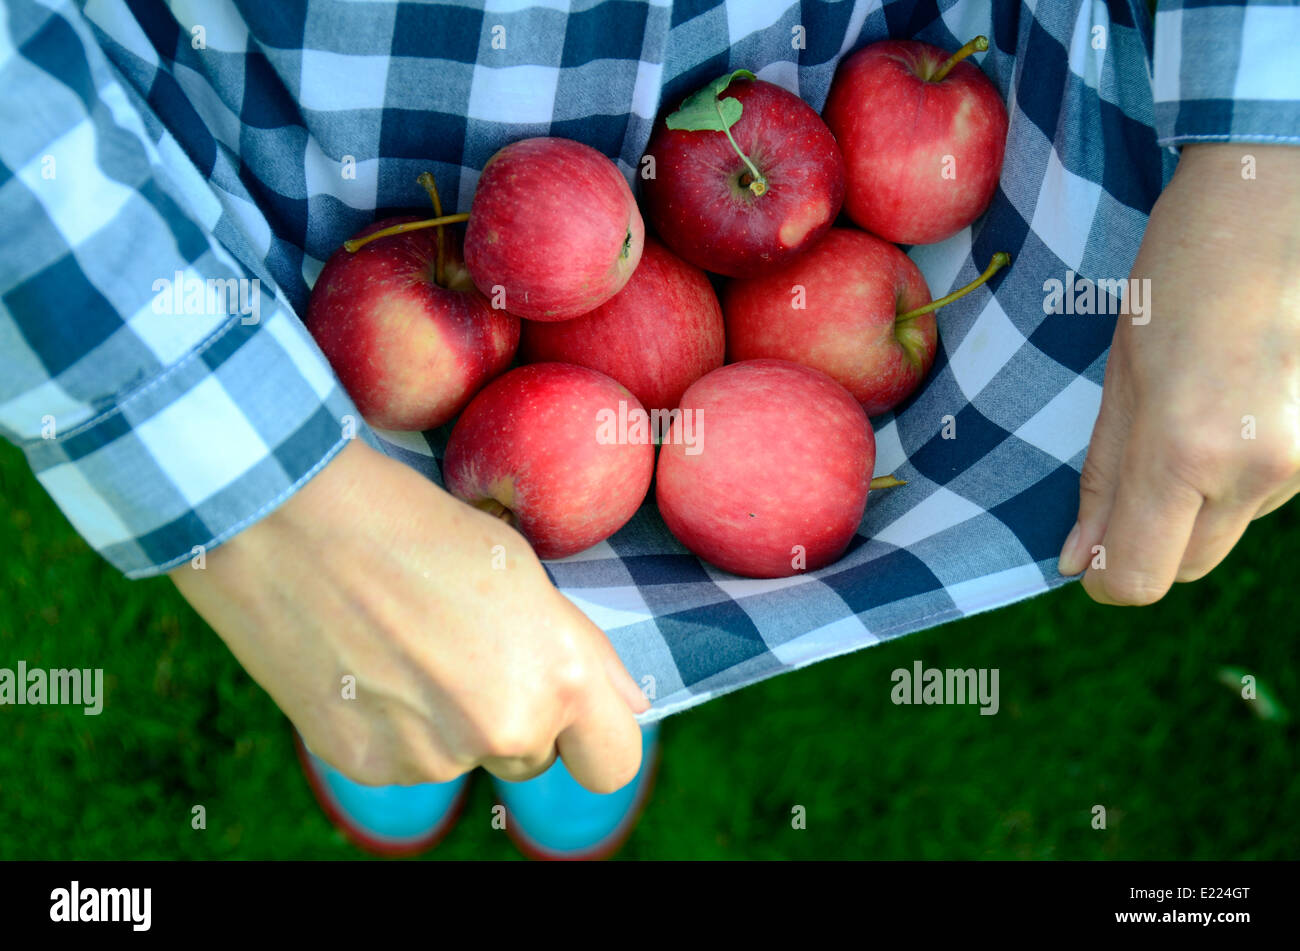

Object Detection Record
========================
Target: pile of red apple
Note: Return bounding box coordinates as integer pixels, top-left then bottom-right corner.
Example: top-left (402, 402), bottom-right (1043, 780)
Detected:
top-left (307, 36), bottom-right (1010, 579)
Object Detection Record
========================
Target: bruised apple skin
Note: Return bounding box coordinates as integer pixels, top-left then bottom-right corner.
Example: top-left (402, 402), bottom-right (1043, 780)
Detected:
top-left (443, 363), bottom-right (655, 560)
top-left (464, 137), bottom-right (645, 321)
top-left (823, 38), bottom-right (1008, 246)
top-left (723, 228), bottom-right (937, 417)
top-left (518, 237), bottom-right (725, 412)
top-left (641, 77), bottom-right (845, 278)
top-left (655, 359), bottom-right (875, 578)
top-left (306, 217), bottom-right (519, 432)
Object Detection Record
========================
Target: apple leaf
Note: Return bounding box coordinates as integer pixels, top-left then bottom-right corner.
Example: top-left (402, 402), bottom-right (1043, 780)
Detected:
top-left (665, 69), bottom-right (755, 133)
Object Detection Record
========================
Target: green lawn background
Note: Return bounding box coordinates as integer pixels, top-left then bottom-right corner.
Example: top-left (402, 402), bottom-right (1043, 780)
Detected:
top-left (2, 438), bottom-right (1296, 860)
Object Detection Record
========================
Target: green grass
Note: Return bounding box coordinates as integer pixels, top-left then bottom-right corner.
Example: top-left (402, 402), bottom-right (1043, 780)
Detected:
top-left (2, 438), bottom-right (1297, 860)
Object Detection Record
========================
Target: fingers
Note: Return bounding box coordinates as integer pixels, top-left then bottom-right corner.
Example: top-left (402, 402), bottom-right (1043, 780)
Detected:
top-left (1175, 500), bottom-right (1256, 583)
top-left (1081, 438), bottom-right (1203, 605)
top-left (553, 599), bottom-right (650, 791)
top-left (470, 660), bottom-right (643, 790)
top-left (478, 599), bottom-right (647, 788)
top-left (1252, 481), bottom-right (1300, 520)
top-left (1177, 473), bottom-right (1299, 581)
top-left (307, 717), bottom-right (471, 787)
top-left (479, 747), bottom-right (558, 784)
top-left (1059, 368), bottom-right (1132, 576)
top-left (556, 680), bottom-right (645, 794)
top-left (562, 596), bottom-right (652, 714)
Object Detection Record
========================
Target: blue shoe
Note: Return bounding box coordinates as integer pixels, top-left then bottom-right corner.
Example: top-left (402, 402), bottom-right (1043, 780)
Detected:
top-left (294, 733), bottom-right (470, 857)
top-left (492, 722), bottom-right (661, 860)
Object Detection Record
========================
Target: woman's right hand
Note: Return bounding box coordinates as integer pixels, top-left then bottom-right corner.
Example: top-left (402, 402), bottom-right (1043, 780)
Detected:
top-left (170, 439), bottom-right (649, 791)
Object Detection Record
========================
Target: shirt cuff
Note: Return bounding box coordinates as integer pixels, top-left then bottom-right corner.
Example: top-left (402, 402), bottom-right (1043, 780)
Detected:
top-left (0, 1), bottom-right (380, 578)
top-left (1152, 1), bottom-right (1300, 148)
top-left (20, 299), bottom-right (380, 578)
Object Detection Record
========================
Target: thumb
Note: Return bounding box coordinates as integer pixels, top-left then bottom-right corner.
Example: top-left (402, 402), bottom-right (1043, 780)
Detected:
top-left (1059, 363), bottom-right (1132, 576)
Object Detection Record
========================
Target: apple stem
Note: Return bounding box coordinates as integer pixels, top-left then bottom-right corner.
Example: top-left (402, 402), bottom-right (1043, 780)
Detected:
top-left (896, 252), bottom-right (1010, 322)
top-left (416, 172), bottom-right (447, 287)
top-left (870, 475), bottom-right (907, 490)
top-left (717, 97), bottom-right (767, 196)
top-left (343, 212), bottom-right (471, 253)
top-left (932, 35), bottom-right (988, 83)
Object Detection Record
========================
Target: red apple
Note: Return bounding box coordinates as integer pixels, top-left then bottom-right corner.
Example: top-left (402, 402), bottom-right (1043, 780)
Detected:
top-left (823, 36), bottom-right (1008, 245)
top-left (656, 359), bottom-right (875, 578)
top-left (724, 228), bottom-right (934, 417)
top-left (443, 363), bottom-right (654, 559)
top-left (464, 137), bottom-right (644, 321)
top-left (724, 228), bottom-right (1008, 416)
top-left (518, 237), bottom-right (724, 412)
top-left (641, 71), bottom-right (844, 278)
top-left (307, 216), bottom-right (519, 431)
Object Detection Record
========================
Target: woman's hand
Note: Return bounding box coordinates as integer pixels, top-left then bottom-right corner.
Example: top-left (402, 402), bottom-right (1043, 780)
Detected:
top-left (1059, 144), bottom-right (1300, 604)
top-left (171, 439), bottom-right (649, 790)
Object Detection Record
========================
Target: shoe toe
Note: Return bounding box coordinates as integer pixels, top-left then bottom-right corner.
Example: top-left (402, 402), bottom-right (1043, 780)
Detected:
top-left (295, 734), bottom-right (470, 856)
top-left (493, 722), bottom-right (660, 860)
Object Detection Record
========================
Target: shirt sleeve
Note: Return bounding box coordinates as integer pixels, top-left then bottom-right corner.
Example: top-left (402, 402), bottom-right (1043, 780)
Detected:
top-left (1152, 0), bottom-right (1300, 148)
top-left (0, 0), bottom-right (377, 579)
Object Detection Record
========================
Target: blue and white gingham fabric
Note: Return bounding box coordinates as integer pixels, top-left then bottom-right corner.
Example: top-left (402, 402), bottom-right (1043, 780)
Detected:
top-left (2, 0), bottom-right (1297, 721)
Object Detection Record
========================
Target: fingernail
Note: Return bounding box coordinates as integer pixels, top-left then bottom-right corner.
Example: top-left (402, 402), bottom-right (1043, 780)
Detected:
top-left (1058, 522), bottom-right (1085, 576)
